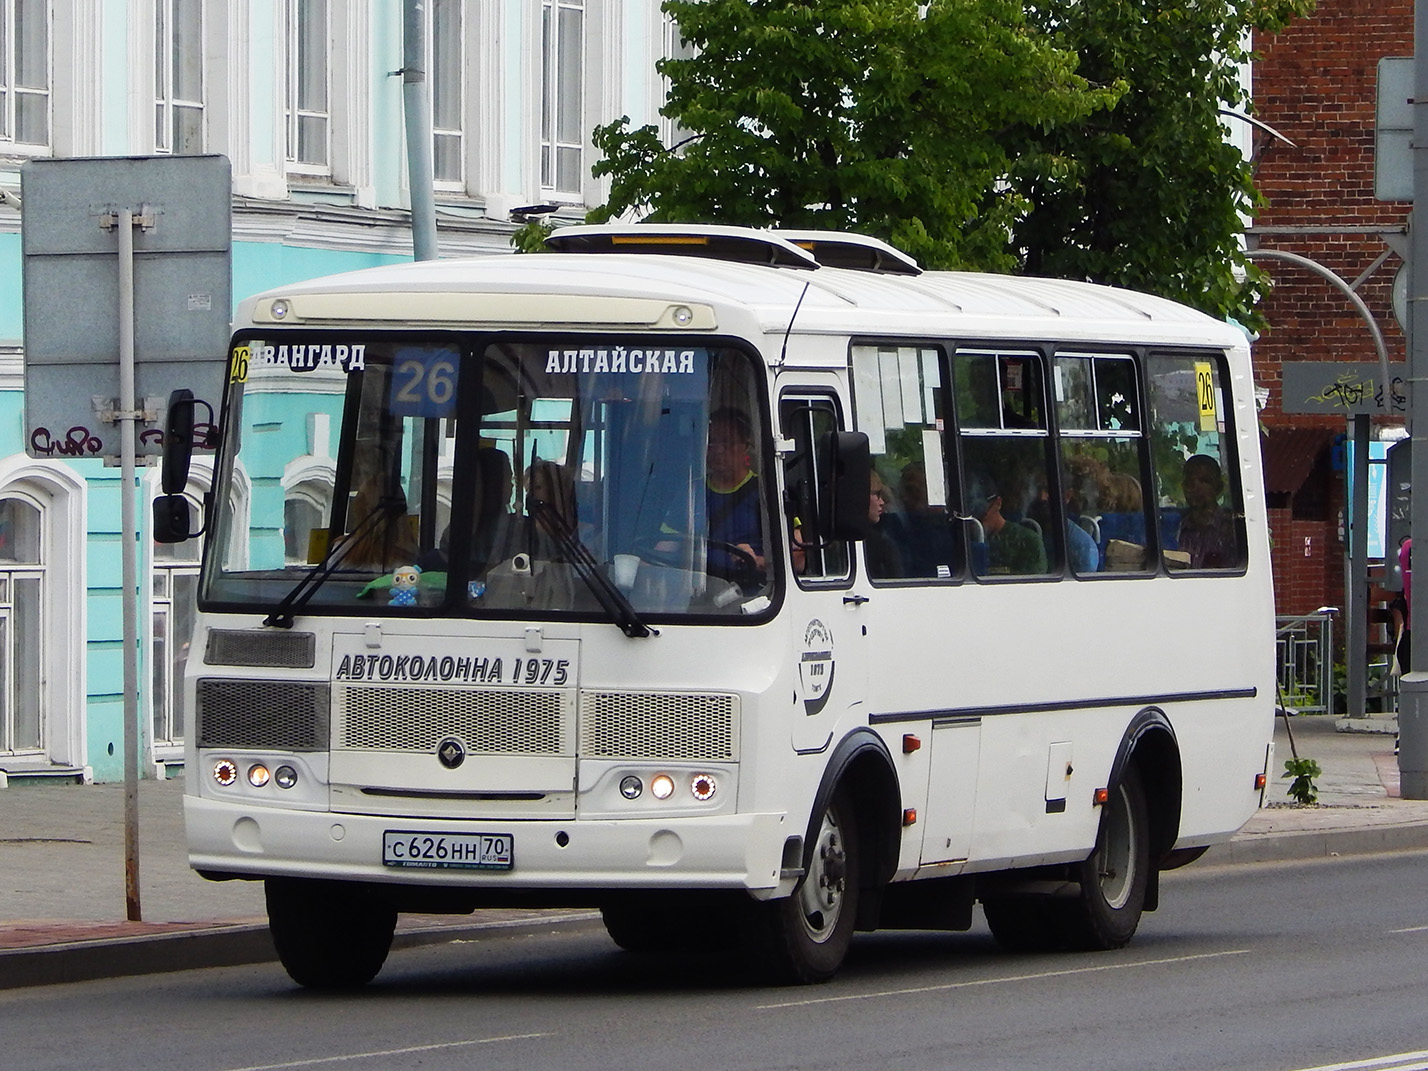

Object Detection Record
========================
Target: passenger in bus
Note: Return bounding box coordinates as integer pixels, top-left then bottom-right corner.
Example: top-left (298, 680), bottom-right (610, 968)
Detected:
top-left (439, 446), bottom-right (519, 574)
top-left (864, 470), bottom-right (904, 578)
top-left (895, 461), bottom-right (957, 577)
top-left (1174, 454), bottom-right (1237, 569)
top-left (703, 407), bottom-right (766, 581)
top-left (525, 459), bottom-right (593, 551)
top-left (965, 470), bottom-right (1047, 576)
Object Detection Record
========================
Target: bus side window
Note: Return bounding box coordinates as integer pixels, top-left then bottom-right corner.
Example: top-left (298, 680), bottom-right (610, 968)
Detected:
top-left (780, 395), bottom-right (850, 581)
top-left (954, 350), bottom-right (1058, 578)
top-left (1146, 354), bottom-right (1246, 572)
top-left (1054, 353), bottom-right (1150, 573)
top-left (849, 344), bottom-right (959, 581)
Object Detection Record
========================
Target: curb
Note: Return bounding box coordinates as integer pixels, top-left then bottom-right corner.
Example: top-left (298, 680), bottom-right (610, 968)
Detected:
top-left (7, 821), bottom-right (1428, 991)
top-left (0, 911), bottom-right (604, 992)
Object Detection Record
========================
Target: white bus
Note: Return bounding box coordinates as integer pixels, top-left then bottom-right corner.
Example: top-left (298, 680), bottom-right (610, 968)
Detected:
top-left (158, 224), bottom-right (1275, 988)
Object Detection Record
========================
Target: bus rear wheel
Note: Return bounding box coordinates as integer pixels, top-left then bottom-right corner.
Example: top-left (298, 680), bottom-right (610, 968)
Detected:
top-left (1058, 765), bottom-right (1150, 951)
top-left (266, 878), bottom-right (397, 989)
top-left (742, 787), bottom-right (860, 984)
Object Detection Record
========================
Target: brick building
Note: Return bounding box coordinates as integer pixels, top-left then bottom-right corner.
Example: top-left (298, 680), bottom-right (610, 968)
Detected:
top-left (1251, 0), bottom-right (1412, 620)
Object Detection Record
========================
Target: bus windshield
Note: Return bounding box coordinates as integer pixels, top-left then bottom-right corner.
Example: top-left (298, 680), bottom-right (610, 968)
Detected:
top-left (202, 333), bottom-right (776, 622)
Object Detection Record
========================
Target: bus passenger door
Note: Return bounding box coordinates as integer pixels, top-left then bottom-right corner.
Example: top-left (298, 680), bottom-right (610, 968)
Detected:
top-left (780, 388), bottom-right (867, 752)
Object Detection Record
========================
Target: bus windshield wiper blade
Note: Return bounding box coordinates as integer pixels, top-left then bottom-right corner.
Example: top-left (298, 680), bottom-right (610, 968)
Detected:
top-left (529, 500), bottom-right (656, 639)
top-left (263, 495), bottom-right (407, 629)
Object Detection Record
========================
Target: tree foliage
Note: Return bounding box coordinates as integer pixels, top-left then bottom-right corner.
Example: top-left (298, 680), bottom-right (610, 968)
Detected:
top-left (591, 0), bottom-right (1123, 271)
top-left (588, 0), bottom-right (1313, 327)
top-left (1009, 0), bottom-right (1315, 327)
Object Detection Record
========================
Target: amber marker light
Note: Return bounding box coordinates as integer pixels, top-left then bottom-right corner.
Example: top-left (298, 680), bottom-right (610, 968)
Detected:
top-left (1255, 773), bottom-right (1268, 791)
top-left (1093, 787), bottom-right (1110, 806)
top-left (902, 734), bottom-right (922, 753)
top-left (902, 808), bottom-right (918, 826)
top-left (212, 759), bottom-right (238, 787)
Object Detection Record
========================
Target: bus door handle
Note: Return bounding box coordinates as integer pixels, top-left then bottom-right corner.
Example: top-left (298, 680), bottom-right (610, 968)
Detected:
top-left (843, 593), bottom-right (870, 606)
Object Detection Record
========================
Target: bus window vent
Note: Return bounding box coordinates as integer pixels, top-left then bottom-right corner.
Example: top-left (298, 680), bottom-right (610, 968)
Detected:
top-left (336, 685), bottom-right (572, 755)
top-left (196, 679), bottom-right (330, 750)
top-left (580, 691), bottom-right (739, 762)
top-left (206, 629), bottom-right (316, 669)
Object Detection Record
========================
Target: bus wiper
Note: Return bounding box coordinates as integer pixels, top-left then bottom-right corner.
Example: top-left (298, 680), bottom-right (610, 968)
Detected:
top-left (263, 495), bottom-right (408, 629)
top-left (529, 499), bottom-right (657, 639)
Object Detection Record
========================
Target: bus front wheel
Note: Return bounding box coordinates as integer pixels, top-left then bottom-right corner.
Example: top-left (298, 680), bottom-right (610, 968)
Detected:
top-left (742, 787), bottom-right (860, 984)
top-left (1058, 765), bottom-right (1150, 951)
top-left (266, 878), bottom-right (397, 989)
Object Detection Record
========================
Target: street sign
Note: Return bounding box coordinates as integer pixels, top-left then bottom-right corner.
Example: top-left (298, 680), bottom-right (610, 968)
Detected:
top-left (20, 155), bottom-right (231, 462)
top-left (1280, 361), bottom-right (1408, 416)
top-left (1377, 56), bottom-right (1414, 202)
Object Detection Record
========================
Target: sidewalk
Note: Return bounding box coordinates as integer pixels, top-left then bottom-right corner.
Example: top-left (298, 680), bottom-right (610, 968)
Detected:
top-left (2, 712), bottom-right (1425, 989)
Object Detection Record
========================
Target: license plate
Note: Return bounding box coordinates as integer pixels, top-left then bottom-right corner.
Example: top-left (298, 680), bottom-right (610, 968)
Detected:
top-left (382, 830), bottom-right (513, 871)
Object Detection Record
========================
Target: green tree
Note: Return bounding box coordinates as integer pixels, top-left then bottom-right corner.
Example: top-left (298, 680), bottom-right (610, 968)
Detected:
top-left (1008, 0), bottom-right (1314, 329)
top-left (590, 0), bottom-right (1123, 271)
top-left (587, 0), bottom-right (1313, 327)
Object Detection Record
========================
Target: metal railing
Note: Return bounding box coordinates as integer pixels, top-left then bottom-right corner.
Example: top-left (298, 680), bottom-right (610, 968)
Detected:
top-left (1275, 611), bottom-right (1335, 715)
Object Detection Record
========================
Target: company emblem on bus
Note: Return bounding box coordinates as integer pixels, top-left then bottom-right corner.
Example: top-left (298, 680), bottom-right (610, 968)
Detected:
top-left (799, 618), bottom-right (835, 716)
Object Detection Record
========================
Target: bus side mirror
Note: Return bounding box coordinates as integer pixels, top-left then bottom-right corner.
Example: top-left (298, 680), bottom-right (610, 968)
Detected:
top-left (153, 494), bottom-right (193, 544)
top-left (821, 430), bottom-right (872, 541)
top-left (161, 388), bottom-right (196, 495)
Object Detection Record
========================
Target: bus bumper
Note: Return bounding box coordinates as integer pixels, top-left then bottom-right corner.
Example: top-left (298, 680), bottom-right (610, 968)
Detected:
top-left (185, 795), bottom-right (791, 894)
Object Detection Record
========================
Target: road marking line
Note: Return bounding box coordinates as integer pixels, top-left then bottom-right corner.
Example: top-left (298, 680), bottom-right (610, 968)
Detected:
top-left (221, 1032), bottom-right (551, 1071)
top-left (756, 949), bottom-right (1251, 1009)
top-left (1287, 1054), bottom-right (1428, 1071)
top-left (1387, 925), bottom-right (1428, 934)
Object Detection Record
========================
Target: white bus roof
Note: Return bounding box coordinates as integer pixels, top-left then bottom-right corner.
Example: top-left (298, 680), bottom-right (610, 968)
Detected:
top-left (236, 230), bottom-right (1245, 352)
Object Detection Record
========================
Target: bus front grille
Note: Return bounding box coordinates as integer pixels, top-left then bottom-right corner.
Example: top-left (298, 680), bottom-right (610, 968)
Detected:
top-left (205, 629), bottom-right (316, 668)
top-left (196, 679), bottom-right (330, 750)
top-left (580, 691), bottom-right (738, 761)
top-left (336, 684), bottom-right (572, 754)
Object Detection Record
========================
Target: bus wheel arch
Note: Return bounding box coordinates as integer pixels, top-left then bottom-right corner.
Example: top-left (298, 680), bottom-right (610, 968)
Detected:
top-left (808, 727), bottom-right (902, 894)
top-left (1110, 706), bottom-right (1183, 910)
top-left (741, 729), bottom-right (900, 983)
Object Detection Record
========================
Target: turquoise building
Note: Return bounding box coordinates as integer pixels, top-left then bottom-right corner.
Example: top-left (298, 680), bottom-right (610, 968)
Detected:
top-left (0, 0), bottom-right (669, 783)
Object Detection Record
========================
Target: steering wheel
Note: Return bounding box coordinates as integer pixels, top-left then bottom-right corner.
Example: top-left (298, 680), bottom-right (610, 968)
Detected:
top-left (632, 535), bottom-right (763, 581)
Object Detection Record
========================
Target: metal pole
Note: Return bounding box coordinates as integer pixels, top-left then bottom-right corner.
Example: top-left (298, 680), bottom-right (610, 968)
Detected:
top-left (119, 208), bottom-right (142, 919)
top-left (1347, 413), bottom-right (1371, 718)
top-left (1399, 0), bottom-right (1428, 797)
top-left (403, 0), bottom-right (438, 262)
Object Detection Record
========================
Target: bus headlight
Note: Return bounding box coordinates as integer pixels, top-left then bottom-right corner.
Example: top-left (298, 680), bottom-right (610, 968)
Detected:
top-left (275, 765), bottom-right (299, 789)
top-left (650, 774), bottom-right (676, 800)
top-left (247, 764), bottom-right (271, 788)
top-left (619, 775), bottom-right (643, 800)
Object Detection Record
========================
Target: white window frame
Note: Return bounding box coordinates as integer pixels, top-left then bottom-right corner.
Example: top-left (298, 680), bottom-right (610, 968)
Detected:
top-left (539, 0), bottom-right (585, 200)
top-left (430, 0), bottom-right (465, 190)
top-left (284, 0), bottom-right (330, 175)
top-left (0, 458), bottom-right (85, 770)
top-left (1, 0), bottom-right (51, 152)
top-left (154, 0), bottom-right (205, 154)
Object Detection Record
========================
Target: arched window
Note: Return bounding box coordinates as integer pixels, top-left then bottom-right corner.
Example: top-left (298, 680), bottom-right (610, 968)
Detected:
top-left (0, 496), bottom-right (44, 756)
top-left (0, 458), bottom-right (84, 773)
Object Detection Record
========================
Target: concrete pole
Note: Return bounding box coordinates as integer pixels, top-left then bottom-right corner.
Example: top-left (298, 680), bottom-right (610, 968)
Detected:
top-left (403, 0), bottom-right (438, 262)
top-left (1397, 0), bottom-right (1428, 796)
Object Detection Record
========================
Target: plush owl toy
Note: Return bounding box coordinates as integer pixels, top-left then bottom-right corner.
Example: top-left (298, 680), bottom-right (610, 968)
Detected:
top-left (389, 564), bottom-right (422, 606)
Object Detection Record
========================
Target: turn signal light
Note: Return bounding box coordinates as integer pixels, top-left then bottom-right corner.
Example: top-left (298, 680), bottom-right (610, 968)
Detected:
top-left (1093, 787), bottom-right (1110, 806)
top-left (1255, 773), bottom-right (1268, 791)
top-left (902, 808), bottom-right (917, 826)
top-left (212, 759), bottom-right (238, 787)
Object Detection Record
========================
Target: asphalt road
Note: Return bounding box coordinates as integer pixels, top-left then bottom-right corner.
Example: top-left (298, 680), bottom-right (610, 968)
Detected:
top-left (6, 850), bottom-right (1428, 1071)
